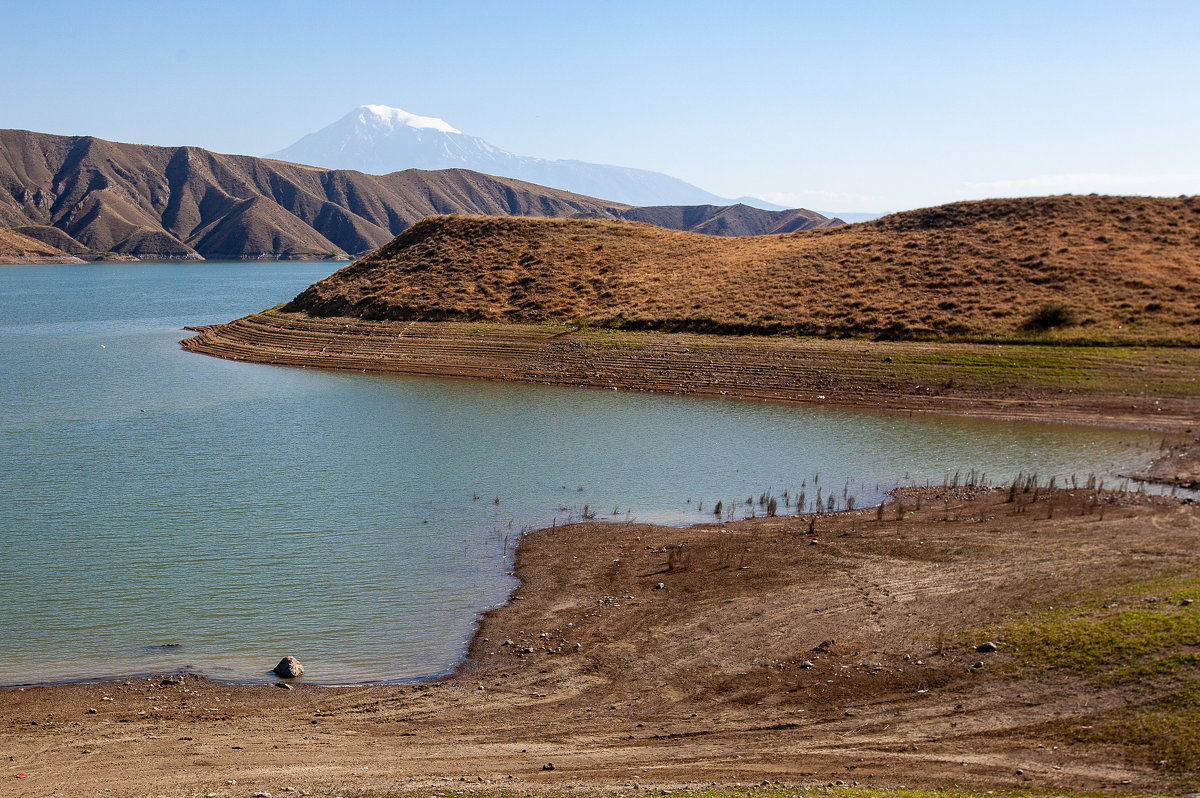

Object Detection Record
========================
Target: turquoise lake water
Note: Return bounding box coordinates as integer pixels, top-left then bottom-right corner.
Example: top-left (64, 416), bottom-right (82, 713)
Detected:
top-left (0, 262), bottom-right (1170, 685)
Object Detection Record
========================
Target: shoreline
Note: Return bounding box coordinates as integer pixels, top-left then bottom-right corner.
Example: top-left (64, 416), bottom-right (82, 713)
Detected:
top-left (182, 312), bottom-right (1200, 433)
top-left (3, 408), bottom-right (1194, 694)
top-left (4, 486), bottom-right (1198, 795)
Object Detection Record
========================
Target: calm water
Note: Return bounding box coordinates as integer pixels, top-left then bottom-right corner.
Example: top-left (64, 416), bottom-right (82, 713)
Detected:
top-left (0, 263), bottom-right (1169, 686)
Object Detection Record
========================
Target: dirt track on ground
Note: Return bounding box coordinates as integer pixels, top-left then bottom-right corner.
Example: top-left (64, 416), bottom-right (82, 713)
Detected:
top-left (4, 488), bottom-right (1199, 797)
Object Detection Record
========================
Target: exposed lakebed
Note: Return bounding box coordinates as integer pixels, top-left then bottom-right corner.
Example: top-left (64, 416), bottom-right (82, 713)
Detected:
top-left (0, 263), bottom-right (1172, 685)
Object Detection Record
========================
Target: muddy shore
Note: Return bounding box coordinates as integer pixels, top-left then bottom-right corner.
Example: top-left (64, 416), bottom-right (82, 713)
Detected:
top-left (4, 485), bottom-right (1199, 796)
top-left (182, 313), bottom-right (1200, 433)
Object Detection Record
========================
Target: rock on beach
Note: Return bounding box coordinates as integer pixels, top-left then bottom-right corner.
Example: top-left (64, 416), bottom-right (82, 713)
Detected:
top-left (273, 656), bottom-right (304, 678)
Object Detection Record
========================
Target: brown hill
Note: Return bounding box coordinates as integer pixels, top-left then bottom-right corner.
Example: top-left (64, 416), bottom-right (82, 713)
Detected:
top-left (0, 228), bottom-right (84, 264)
top-left (617, 203), bottom-right (840, 235)
top-left (286, 194), bottom-right (1200, 344)
top-left (0, 129), bottom-right (633, 260)
top-left (0, 130), bottom-right (838, 261)
top-left (12, 224), bottom-right (94, 259)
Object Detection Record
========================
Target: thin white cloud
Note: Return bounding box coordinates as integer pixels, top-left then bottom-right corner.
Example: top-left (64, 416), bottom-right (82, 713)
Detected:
top-left (962, 173), bottom-right (1200, 196)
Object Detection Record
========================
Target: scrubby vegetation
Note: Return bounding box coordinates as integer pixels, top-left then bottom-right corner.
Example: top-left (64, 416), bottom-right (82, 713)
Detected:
top-left (1022, 301), bottom-right (1078, 331)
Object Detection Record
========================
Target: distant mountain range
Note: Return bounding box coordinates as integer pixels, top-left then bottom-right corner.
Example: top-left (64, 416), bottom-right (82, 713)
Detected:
top-left (270, 105), bottom-right (788, 210)
top-left (0, 130), bottom-right (841, 261)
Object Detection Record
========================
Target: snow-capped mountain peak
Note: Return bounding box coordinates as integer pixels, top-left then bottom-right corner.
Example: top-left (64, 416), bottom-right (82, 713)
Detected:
top-left (269, 105), bottom-right (785, 209)
top-left (357, 105), bottom-right (462, 135)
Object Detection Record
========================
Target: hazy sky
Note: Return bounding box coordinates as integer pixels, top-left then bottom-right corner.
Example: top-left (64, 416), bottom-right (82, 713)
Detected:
top-left (4, 1), bottom-right (1198, 211)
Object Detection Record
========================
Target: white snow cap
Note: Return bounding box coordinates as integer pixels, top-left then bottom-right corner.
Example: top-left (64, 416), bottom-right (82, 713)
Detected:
top-left (358, 105), bottom-right (462, 135)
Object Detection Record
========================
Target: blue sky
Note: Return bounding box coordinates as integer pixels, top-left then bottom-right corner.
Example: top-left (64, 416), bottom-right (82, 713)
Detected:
top-left (3, 1), bottom-right (1198, 211)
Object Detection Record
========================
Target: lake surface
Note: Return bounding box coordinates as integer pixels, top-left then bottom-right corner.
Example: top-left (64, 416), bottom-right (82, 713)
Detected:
top-left (0, 262), bottom-right (1170, 686)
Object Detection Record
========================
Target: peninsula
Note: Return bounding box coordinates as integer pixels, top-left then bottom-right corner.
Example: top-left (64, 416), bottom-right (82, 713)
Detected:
top-left (184, 194), bottom-right (1200, 430)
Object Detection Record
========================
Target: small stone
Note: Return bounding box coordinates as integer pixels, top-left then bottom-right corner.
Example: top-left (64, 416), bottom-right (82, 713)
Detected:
top-left (88, 708), bottom-right (97, 714)
top-left (1182, 598), bottom-right (1194, 606)
top-left (502, 639), bottom-right (513, 646)
top-left (972, 661), bottom-right (985, 669)
top-left (275, 682), bottom-right (293, 690)
top-left (542, 762), bottom-right (555, 771)
top-left (799, 661), bottom-right (814, 669)
top-left (652, 582), bottom-right (665, 590)
top-left (976, 641), bottom-right (998, 653)
top-left (273, 655), bottom-right (304, 678)
top-left (254, 792), bottom-right (272, 798)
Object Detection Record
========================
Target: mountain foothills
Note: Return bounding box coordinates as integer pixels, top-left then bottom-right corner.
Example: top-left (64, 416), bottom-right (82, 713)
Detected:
top-left (0, 130), bottom-right (837, 261)
top-left (288, 195), bottom-right (1200, 344)
top-left (0, 228), bottom-right (84, 264)
top-left (270, 105), bottom-right (785, 209)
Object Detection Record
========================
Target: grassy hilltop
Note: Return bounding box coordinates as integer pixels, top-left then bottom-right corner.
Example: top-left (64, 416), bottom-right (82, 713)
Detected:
top-left (288, 194), bottom-right (1200, 345)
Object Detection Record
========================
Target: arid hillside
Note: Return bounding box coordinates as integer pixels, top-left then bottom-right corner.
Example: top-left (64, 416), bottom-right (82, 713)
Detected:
top-left (0, 228), bottom-right (84, 264)
top-left (0, 130), bottom-right (837, 261)
top-left (287, 195), bottom-right (1200, 343)
top-left (0, 130), bottom-right (633, 260)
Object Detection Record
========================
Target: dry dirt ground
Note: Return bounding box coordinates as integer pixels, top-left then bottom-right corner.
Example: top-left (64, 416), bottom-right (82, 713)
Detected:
top-left (1130, 437), bottom-right (1200, 488)
top-left (4, 487), bottom-right (1199, 797)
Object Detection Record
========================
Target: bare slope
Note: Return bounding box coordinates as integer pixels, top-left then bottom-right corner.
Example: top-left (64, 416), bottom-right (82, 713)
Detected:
top-left (0, 228), bottom-right (84, 264)
top-left (0, 130), bottom-right (631, 260)
top-left (287, 195), bottom-right (1200, 344)
top-left (0, 130), bottom-right (838, 261)
top-left (620, 202), bottom-right (839, 235)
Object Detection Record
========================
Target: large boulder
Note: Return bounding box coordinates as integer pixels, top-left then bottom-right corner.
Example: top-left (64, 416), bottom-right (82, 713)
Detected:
top-left (273, 656), bottom-right (304, 678)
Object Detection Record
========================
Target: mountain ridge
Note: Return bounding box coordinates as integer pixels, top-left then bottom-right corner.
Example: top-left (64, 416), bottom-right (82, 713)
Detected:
top-left (0, 129), bottom-right (838, 261)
